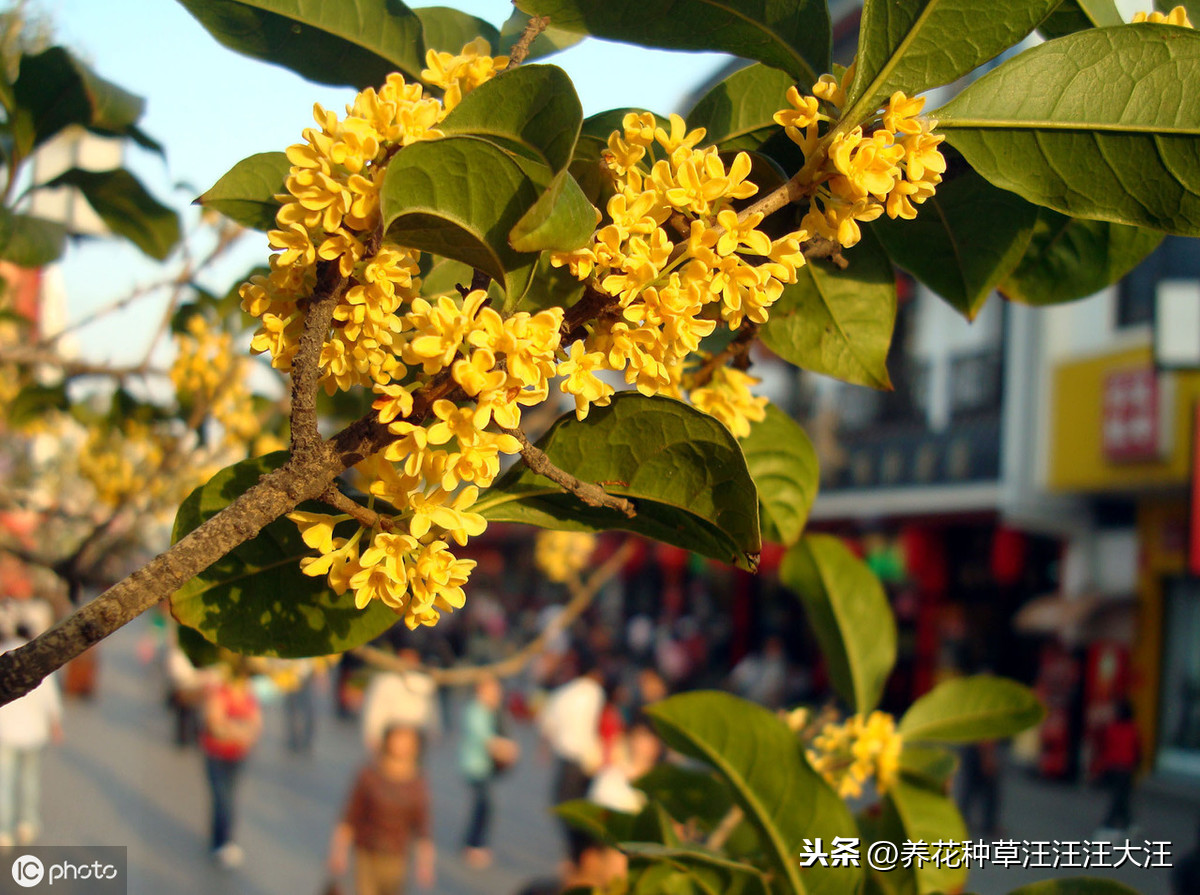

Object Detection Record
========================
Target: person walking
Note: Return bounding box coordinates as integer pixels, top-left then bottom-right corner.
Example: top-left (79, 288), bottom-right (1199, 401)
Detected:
top-left (361, 648), bottom-right (439, 753)
top-left (539, 655), bottom-right (605, 847)
top-left (0, 625), bottom-right (63, 846)
top-left (1094, 699), bottom-right (1142, 838)
top-left (459, 675), bottom-right (519, 869)
top-left (329, 724), bottom-right (436, 895)
top-left (200, 661), bottom-right (262, 868)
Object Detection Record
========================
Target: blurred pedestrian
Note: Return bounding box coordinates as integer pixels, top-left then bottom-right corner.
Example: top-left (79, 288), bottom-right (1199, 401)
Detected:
top-left (1094, 699), bottom-right (1141, 838)
top-left (0, 624), bottom-right (63, 846)
top-left (329, 724), bottom-right (436, 895)
top-left (459, 675), bottom-right (519, 869)
top-left (361, 648), bottom-right (439, 754)
top-left (164, 640), bottom-right (211, 748)
top-left (539, 656), bottom-right (604, 815)
top-left (201, 660), bottom-right (262, 868)
top-left (587, 718), bottom-right (663, 814)
top-left (958, 740), bottom-right (1002, 836)
top-left (282, 658), bottom-right (320, 753)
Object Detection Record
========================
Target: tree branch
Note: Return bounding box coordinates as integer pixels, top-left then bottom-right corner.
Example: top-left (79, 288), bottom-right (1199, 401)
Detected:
top-left (504, 15), bottom-right (550, 70)
top-left (687, 321), bottom-right (758, 389)
top-left (321, 486), bottom-right (393, 531)
top-left (500, 425), bottom-right (635, 518)
top-left (289, 261), bottom-right (351, 459)
top-left (354, 539), bottom-right (635, 686)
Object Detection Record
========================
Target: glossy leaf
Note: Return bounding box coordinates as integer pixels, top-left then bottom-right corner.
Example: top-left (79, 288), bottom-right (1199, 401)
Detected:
top-left (13, 47), bottom-right (145, 149)
top-left (935, 26), bottom-right (1200, 236)
top-left (686, 64), bottom-right (797, 151)
top-left (1039, 0), bottom-right (1123, 38)
top-left (197, 151), bottom-right (289, 232)
top-left (513, 251), bottom-right (586, 314)
top-left (554, 799), bottom-right (638, 843)
top-left (170, 453), bottom-right (399, 658)
top-left (45, 168), bottom-right (181, 261)
top-left (514, 0), bottom-right (831, 85)
top-left (845, 0), bottom-right (1060, 124)
top-left (1000, 210), bottom-right (1164, 306)
top-left (622, 844), bottom-right (769, 895)
top-left (439, 64), bottom-right (583, 175)
top-left (380, 136), bottom-right (541, 290)
top-left (781, 534), bottom-right (897, 713)
top-left (174, 0), bottom-right (426, 88)
top-left (899, 675), bottom-right (1045, 743)
top-left (509, 171), bottom-right (596, 253)
top-left (871, 165), bottom-right (1038, 319)
top-left (635, 765), bottom-right (732, 831)
top-left (759, 226), bottom-right (896, 389)
top-left (646, 691), bottom-right (860, 895)
top-left (899, 744), bottom-right (959, 789)
top-left (475, 393), bottom-right (761, 571)
top-left (887, 781), bottom-right (969, 894)
top-left (178, 623), bottom-right (221, 668)
top-left (740, 404), bottom-right (818, 547)
top-left (0, 211), bottom-right (67, 268)
top-left (415, 6), bottom-right (499, 54)
top-left (1008, 881), bottom-right (1142, 895)
top-left (499, 9), bottom-right (585, 59)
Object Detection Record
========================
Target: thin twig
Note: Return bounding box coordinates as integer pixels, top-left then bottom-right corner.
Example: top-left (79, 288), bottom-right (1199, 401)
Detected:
top-left (321, 487), bottom-right (393, 531)
top-left (501, 425), bottom-right (636, 518)
top-left (504, 15), bottom-right (550, 69)
top-left (687, 322), bottom-right (758, 390)
top-left (355, 540), bottom-right (636, 686)
top-left (706, 806), bottom-right (744, 851)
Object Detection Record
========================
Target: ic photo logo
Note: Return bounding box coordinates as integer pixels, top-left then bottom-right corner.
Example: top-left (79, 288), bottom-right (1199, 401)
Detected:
top-left (11, 855), bottom-right (44, 888)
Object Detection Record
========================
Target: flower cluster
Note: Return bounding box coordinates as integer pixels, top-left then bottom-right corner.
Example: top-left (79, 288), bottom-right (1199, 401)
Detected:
top-left (774, 67), bottom-right (946, 249)
top-left (1133, 5), bottom-right (1193, 25)
top-left (77, 421), bottom-right (169, 509)
top-left (240, 40), bottom-right (540, 629)
top-left (170, 315), bottom-right (260, 450)
top-left (534, 530), bottom-right (598, 583)
top-left (550, 112), bottom-right (809, 421)
top-left (805, 710), bottom-right (904, 799)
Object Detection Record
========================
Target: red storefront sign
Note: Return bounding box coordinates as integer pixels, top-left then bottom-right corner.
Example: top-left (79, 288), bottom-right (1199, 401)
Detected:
top-left (1102, 367), bottom-right (1164, 462)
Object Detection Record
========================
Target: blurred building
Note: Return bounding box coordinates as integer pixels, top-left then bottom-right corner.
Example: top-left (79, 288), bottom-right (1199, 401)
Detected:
top-left (1034, 238), bottom-right (1200, 783)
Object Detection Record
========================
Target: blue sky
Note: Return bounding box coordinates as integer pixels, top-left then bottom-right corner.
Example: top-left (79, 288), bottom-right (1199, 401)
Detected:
top-left (38, 0), bottom-right (732, 363)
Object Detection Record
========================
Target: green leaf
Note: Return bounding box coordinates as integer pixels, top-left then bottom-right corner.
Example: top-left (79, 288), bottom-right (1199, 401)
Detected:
top-left (621, 844), bottom-right (768, 895)
top-left (380, 135), bottom-right (541, 291)
top-left (646, 691), bottom-right (860, 895)
top-left (178, 623), bottom-right (221, 668)
top-left (635, 765), bottom-right (732, 831)
top-left (509, 171), bottom-right (596, 253)
top-left (899, 675), bottom-right (1045, 742)
top-left (499, 9), bottom-right (585, 60)
top-left (0, 211), bottom-right (67, 267)
top-left (780, 534), bottom-right (897, 712)
top-left (514, 251), bottom-right (586, 313)
top-left (174, 0), bottom-right (426, 88)
top-left (475, 393), bottom-right (761, 571)
top-left (13, 47), bottom-right (145, 149)
top-left (414, 6), bottom-right (499, 54)
top-left (554, 799), bottom-right (638, 843)
top-left (1039, 0), bottom-right (1123, 39)
top-left (887, 782), bottom-right (969, 895)
top-left (898, 744), bottom-right (959, 789)
top-left (45, 168), bottom-right (181, 261)
top-left (197, 151), bottom-right (289, 232)
top-left (7, 384), bottom-right (68, 427)
top-left (1000, 210), bottom-right (1164, 306)
top-left (740, 404), bottom-right (817, 547)
top-left (170, 453), bottom-right (400, 658)
top-left (686, 64), bottom-right (797, 151)
top-left (1008, 881), bottom-right (1142, 895)
top-left (845, 0), bottom-right (1060, 126)
top-left (935, 25), bottom-right (1200, 236)
top-left (759, 225), bottom-right (896, 389)
top-left (870, 164), bottom-right (1038, 319)
top-left (514, 0), bottom-right (831, 85)
top-left (439, 64), bottom-right (583, 175)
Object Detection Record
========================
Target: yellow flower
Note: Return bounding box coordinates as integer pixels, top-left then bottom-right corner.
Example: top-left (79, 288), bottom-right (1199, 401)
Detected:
top-left (1133, 5), bottom-right (1193, 25)
top-left (534, 530), bottom-right (598, 583)
top-left (557, 341), bottom-right (615, 420)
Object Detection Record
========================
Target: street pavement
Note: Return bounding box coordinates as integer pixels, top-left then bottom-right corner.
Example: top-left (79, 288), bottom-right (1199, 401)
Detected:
top-left (32, 618), bottom-right (1196, 895)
